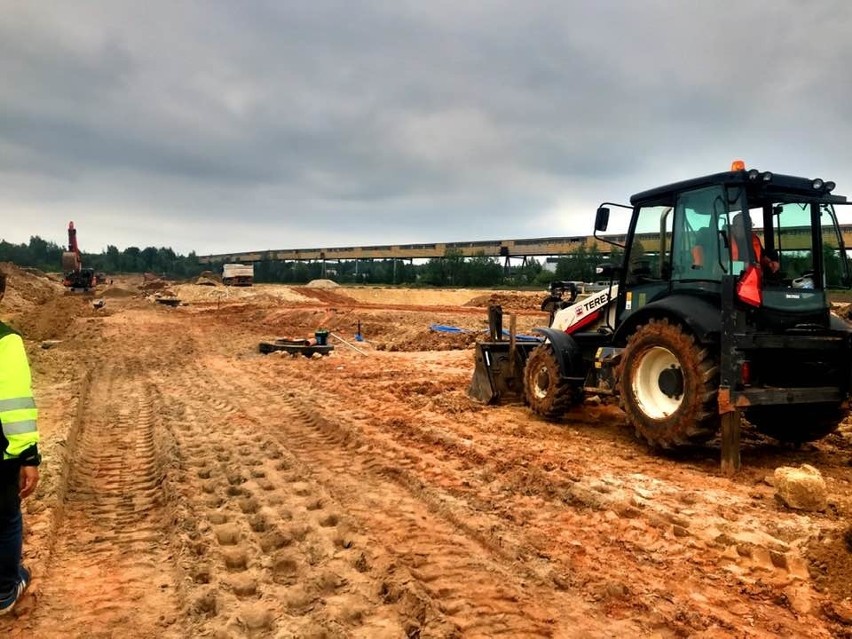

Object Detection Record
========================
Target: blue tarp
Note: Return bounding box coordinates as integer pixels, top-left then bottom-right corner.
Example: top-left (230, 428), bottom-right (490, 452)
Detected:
top-left (429, 323), bottom-right (542, 342)
top-left (430, 324), bottom-right (473, 334)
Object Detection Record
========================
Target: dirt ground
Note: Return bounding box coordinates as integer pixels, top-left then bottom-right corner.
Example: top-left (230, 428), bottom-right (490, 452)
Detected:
top-left (2, 264), bottom-right (852, 638)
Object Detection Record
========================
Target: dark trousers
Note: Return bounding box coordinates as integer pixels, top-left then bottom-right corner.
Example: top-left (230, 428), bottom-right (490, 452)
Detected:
top-left (0, 462), bottom-right (22, 594)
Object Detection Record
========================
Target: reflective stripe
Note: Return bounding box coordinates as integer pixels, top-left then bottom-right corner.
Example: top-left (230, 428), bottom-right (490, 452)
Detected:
top-left (2, 420), bottom-right (37, 435)
top-left (0, 397), bottom-right (36, 412)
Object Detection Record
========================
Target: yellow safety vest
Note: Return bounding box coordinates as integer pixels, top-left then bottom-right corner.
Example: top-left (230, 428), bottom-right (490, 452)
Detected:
top-left (0, 323), bottom-right (39, 459)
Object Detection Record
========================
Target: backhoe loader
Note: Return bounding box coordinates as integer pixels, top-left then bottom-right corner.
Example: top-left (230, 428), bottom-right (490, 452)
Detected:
top-left (470, 162), bottom-right (852, 470)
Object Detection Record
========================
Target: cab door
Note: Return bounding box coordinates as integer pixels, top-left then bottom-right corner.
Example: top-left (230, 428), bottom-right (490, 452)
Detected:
top-left (618, 204), bottom-right (673, 323)
top-left (669, 185), bottom-right (729, 288)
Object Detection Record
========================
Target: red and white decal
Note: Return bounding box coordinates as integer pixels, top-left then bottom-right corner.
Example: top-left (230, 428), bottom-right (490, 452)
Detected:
top-left (550, 285), bottom-right (618, 335)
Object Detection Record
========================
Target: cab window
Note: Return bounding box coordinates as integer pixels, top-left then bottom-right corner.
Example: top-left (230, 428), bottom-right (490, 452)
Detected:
top-left (624, 205), bottom-right (672, 284)
top-left (672, 186), bottom-right (727, 282)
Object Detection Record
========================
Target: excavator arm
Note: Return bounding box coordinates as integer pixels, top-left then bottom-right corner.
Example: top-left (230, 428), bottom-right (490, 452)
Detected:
top-left (61, 221), bottom-right (82, 272)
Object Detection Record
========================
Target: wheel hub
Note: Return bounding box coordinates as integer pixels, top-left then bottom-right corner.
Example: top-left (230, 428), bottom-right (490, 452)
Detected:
top-left (658, 366), bottom-right (683, 398)
top-left (534, 368), bottom-right (552, 399)
top-left (631, 346), bottom-right (684, 419)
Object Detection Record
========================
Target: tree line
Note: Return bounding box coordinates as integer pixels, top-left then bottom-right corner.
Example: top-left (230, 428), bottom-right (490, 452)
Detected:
top-left (1, 235), bottom-right (614, 288)
top-left (0, 236), bottom-right (202, 277)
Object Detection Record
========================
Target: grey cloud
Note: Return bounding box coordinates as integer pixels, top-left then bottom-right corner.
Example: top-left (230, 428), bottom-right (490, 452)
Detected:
top-left (1, 0), bottom-right (852, 255)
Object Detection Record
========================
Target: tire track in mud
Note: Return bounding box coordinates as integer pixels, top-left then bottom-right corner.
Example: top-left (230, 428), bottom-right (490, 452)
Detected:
top-left (239, 356), bottom-right (831, 638)
top-left (158, 359), bottom-right (439, 638)
top-left (33, 304), bottom-right (822, 637)
top-left (26, 358), bottom-right (183, 638)
top-left (202, 356), bottom-right (639, 638)
top-left (271, 392), bottom-right (558, 638)
top-left (157, 354), bottom-right (589, 638)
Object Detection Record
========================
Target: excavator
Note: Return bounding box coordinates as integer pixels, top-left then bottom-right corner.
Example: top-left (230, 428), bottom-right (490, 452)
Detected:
top-left (61, 221), bottom-right (96, 292)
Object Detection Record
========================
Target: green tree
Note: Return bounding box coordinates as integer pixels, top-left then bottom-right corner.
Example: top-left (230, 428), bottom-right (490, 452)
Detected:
top-left (464, 253), bottom-right (503, 286)
top-left (104, 245), bottom-right (121, 272)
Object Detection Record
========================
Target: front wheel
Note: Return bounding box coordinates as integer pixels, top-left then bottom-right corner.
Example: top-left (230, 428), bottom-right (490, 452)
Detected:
top-left (617, 318), bottom-right (719, 448)
top-left (523, 344), bottom-right (579, 420)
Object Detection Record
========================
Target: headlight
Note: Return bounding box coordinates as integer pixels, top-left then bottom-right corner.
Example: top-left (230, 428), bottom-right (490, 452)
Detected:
top-left (761, 171), bottom-right (773, 182)
top-left (812, 178), bottom-right (825, 190)
top-left (825, 181), bottom-right (836, 193)
top-left (747, 169), bottom-right (760, 180)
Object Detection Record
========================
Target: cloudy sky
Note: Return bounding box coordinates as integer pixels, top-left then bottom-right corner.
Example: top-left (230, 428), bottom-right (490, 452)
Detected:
top-left (2, 1), bottom-right (851, 256)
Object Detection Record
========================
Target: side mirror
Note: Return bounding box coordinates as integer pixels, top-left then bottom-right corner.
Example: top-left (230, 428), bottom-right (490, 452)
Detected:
top-left (595, 207), bottom-right (610, 232)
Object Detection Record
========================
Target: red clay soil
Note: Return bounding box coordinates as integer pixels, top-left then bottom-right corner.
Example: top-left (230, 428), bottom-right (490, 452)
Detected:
top-left (1, 268), bottom-right (852, 638)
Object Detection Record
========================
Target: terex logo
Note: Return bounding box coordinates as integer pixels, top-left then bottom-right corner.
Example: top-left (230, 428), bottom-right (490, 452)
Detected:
top-left (582, 292), bottom-right (609, 313)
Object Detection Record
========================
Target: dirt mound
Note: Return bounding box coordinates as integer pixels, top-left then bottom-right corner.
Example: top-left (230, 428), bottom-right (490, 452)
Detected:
top-left (375, 327), bottom-right (477, 351)
top-left (305, 279), bottom-right (340, 288)
top-left (343, 287), bottom-right (479, 306)
top-left (0, 262), bottom-right (65, 322)
top-left (292, 287), bottom-right (356, 305)
top-left (101, 287), bottom-right (136, 298)
top-left (140, 280), bottom-right (169, 292)
top-left (196, 271), bottom-right (221, 286)
top-left (255, 306), bottom-right (487, 352)
top-left (171, 284), bottom-right (312, 304)
top-left (11, 293), bottom-right (100, 341)
top-left (464, 291), bottom-right (544, 312)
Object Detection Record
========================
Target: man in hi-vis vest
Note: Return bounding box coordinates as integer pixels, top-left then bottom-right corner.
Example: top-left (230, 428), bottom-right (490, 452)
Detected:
top-left (0, 270), bottom-right (40, 615)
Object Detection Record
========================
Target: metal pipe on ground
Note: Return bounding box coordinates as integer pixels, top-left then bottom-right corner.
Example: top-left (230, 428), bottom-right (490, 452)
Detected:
top-left (330, 332), bottom-right (369, 355)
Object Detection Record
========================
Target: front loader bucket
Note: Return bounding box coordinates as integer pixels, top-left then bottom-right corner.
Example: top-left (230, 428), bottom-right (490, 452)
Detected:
top-left (468, 341), bottom-right (537, 404)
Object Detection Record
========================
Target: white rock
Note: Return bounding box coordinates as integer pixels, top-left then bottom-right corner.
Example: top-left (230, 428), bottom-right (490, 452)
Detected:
top-left (774, 464), bottom-right (827, 512)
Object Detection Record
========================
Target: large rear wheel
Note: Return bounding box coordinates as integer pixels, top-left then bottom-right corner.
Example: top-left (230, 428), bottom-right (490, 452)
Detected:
top-left (746, 403), bottom-right (846, 443)
top-left (618, 318), bottom-right (719, 448)
top-left (523, 344), bottom-right (579, 420)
